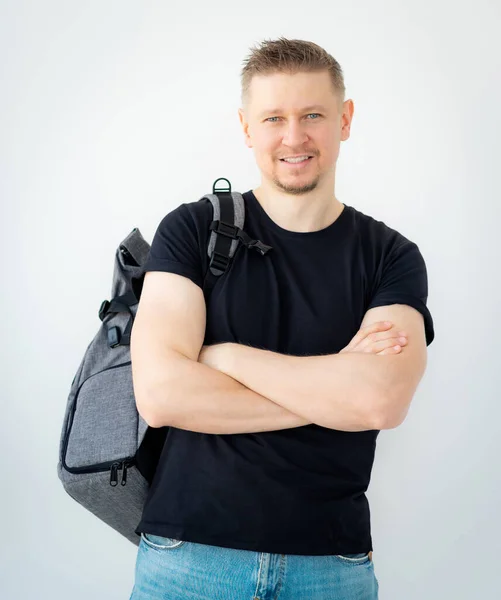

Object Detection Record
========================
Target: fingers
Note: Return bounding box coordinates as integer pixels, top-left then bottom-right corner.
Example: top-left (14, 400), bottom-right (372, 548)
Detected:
top-left (360, 330), bottom-right (408, 352)
top-left (365, 336), bottom-right (407, 353)
top-left (378, 345), bottom-right (403, 355)
top-left (343, 321), bottom-right (392, 352)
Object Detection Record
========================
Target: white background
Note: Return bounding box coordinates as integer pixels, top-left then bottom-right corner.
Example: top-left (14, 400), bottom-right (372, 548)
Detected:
top-left (1, 1), bottom-right (499, 598)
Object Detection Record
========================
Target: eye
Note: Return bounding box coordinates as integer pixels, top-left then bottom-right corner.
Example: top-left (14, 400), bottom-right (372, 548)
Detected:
top-left (265, 113), bottom-right (321, 123)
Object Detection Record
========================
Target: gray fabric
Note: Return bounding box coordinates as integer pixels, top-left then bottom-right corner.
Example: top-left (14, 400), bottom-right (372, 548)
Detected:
top-left (57, 227), bottom-right (153, 546)
top-left (204, 192), bottom-right (245, 259)
top-left (57, 191), bottom-right (242, 545)
top-left (121, 227), bottom-right (151, 267)
top-left (64, 363), bottom-right (139, 468)
top-left (56, 463), bottom-right (149, 546)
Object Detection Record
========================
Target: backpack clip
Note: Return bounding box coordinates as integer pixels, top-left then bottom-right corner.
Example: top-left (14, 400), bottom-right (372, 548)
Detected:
top-left (246, 239), bottom-right (273, 256)
top-left (99, 299), bottom-right (110, 322)
top-left (209, 220), bottom-right (273, 256)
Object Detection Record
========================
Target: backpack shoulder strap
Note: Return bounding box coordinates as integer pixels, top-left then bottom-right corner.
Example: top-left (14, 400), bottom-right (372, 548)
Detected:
top-left (201, 177), bottom-right (272, 300)
top-left (205, 182), bottom-right (245, 275)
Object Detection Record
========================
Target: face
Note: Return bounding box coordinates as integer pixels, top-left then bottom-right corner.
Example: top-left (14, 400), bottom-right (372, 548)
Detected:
top-left (238, 70), bottom-right (354, 196)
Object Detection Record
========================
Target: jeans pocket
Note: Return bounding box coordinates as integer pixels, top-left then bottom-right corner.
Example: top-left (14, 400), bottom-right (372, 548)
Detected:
top-left (140, 532), bottom-right (186, 550)
top-left (333, 552), bottom-right (371, 565)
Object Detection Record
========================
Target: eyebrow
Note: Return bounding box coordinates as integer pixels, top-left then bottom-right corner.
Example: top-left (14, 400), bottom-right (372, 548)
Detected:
top-left (258, 105), bottom-right (328, 118)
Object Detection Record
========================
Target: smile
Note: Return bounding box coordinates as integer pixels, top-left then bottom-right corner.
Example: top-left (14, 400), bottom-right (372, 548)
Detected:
top-left (279, 157), bottom-right (313, 167)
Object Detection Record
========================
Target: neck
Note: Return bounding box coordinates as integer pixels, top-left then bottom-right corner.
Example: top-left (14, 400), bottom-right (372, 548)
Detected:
top-left (252, 182), bottom-right (344, 234)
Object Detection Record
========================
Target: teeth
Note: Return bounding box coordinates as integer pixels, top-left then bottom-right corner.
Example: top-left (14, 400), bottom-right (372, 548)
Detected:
top-left (283, 156), bottom-right (310, 163)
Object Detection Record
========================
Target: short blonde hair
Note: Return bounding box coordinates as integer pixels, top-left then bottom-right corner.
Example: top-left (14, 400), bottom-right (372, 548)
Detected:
top-left (240, 37), bottom-right (346, 111)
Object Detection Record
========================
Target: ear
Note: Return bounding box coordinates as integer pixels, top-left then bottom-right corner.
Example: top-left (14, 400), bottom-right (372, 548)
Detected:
top-left (238, 108), bottom-right (253, 148)
top-left (340, 99), bottom-right (355, 142)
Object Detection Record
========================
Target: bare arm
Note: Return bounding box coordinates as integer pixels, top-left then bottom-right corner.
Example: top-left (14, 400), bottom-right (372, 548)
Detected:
top-left (150, 348), bottom-right (312, 434)
top-left (200, 342), bottom-right (385, 432)
top-left (130, 272), bottom-right (311, 435)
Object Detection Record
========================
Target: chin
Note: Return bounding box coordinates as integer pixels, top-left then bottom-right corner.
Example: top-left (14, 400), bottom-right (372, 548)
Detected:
top-left (273, 176), bottom-right (321, 195)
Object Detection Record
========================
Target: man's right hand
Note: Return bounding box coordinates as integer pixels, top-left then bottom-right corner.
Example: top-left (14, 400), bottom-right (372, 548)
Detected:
top-left (339, 321), bottom-right (408, 356)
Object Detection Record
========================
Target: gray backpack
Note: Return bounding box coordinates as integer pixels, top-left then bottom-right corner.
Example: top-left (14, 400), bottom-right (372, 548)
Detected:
top-left (57, 179), bottom-right (272, 545)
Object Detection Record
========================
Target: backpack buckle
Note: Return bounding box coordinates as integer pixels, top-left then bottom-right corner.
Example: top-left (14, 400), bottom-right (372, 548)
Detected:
top-left (246, 239), bottom-right (273, 256)
top-left (210, 220), bottom-right (240, 239)
top-left (99, 299), bottom-right (110, 322)
top-left (209, 250), bottom-right (230, 274)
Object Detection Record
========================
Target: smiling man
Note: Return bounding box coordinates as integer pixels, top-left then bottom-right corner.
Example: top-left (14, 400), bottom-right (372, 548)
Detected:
top-left (129, 37), bottom-right (435, 600)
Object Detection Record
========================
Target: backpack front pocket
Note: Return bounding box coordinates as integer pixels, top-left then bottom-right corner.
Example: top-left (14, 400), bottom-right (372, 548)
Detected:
top-left (62, 361), bottom-right (138, 473)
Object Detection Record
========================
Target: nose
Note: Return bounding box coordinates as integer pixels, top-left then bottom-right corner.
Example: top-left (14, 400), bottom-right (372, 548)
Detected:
top-left (281, 121), bottom-right (309, 147)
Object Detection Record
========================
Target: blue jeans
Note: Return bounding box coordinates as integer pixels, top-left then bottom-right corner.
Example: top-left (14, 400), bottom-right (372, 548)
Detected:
top-left (130, 533), bottom-right (379, 599)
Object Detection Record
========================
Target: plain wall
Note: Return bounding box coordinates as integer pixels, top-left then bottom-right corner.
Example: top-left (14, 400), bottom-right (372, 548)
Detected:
top-left (1, 1), bottom-right (499, 598)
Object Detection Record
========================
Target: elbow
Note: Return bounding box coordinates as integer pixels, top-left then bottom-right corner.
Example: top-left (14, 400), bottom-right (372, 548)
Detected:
top-left (371, 410), bottom-right (396, 431)
top-left (371, 389), bottom-right (409, 431)
top-left (375, 412), bottom-right (406, 431)
top-left (132, 365), bottom-right (182, 429)
top-left (141, 408), bottom-right (163, 429)
top-left (135, 389), bottom-right (169, 429)
top-left (366, 386), bottom-right (392, 431)
top-left (134, 362), bottom-right (194, 428)
top-left (136, 397), bottom-right (159, 428)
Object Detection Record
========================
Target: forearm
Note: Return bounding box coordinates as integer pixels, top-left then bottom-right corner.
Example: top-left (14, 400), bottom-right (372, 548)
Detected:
top-left (146, 351), bottom-right (312, 434)
top-left (218, 344), bottom-right (384, 432)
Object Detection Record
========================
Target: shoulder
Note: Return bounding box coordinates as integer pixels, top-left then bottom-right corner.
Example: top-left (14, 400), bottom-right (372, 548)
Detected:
top-left (159, 196), bottom-right (212, 226)
top-left (144, 195), bottom-right (217, 284)
top-left (152, 196), bottom-right (214, 245)
top-left (348, 204), bottom-right (420, 259)
top-left (183, 195), bottom-right (214, 222)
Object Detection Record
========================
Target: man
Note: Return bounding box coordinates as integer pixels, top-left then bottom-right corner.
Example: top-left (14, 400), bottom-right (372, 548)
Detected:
top-left (129, 37), bottom-right (434, 599)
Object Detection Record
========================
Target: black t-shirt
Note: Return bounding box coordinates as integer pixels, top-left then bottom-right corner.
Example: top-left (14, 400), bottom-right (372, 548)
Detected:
top-left (134, 189), bottom-right (435, 555)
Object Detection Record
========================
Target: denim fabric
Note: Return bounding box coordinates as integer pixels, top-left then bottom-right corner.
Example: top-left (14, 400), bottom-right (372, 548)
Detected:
top-left (129, 533), bottom-right (379, 599)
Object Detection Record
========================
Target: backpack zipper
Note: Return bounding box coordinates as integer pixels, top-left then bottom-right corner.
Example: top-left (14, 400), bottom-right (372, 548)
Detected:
top-left (109, 459), bottom-right (135, 486)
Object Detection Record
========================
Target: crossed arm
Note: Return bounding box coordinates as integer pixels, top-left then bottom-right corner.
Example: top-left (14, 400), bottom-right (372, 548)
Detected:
top-left (144, 337), bottom-right (420, 434)
top-left (133, 273), bottom-right (426, 435)
top-left (198, 343), bottom-right (386, 432)
top-left (140, 338), bottom-right (386, 434)
top-left (195, 303), bottom-right (428, 432)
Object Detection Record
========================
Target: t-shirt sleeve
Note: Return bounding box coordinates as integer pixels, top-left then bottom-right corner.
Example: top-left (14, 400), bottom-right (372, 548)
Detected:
top-left (142, 203), bottom-right (204, 289)
top-left (367, 239), bottom-right (435, 346)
